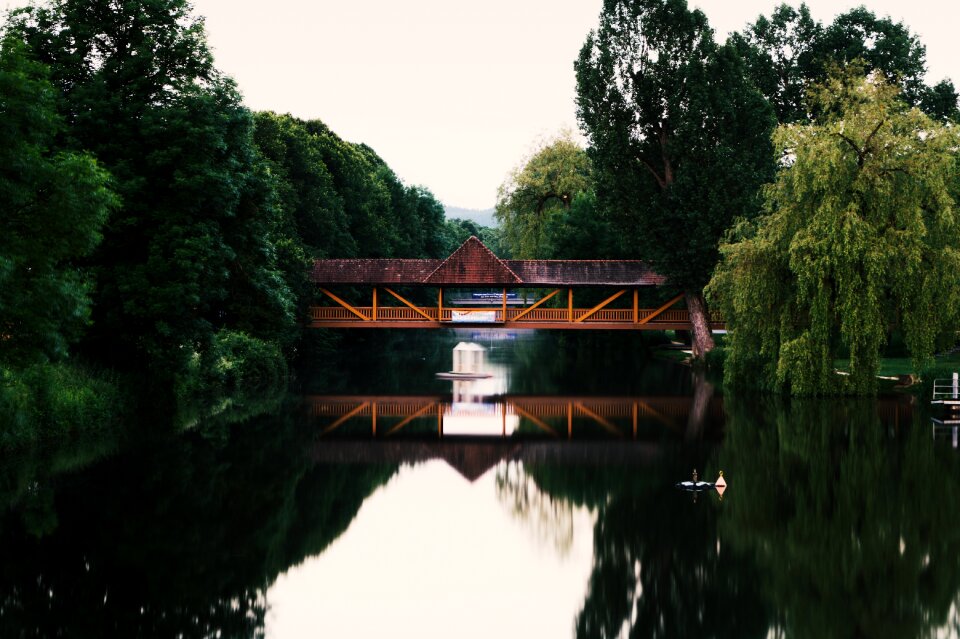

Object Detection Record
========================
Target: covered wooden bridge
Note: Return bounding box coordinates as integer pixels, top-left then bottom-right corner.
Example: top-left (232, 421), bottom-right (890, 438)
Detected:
top-left (308, 236), bottom-right (724, 330)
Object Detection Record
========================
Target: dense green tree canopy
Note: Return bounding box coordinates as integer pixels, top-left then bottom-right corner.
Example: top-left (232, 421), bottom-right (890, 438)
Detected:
top-left (575, 0), bottom-right (776, 357)
top-left (253, 111), bottom-right (448, 261)
top-left (495, 132), bottom-right (592, 258)
top-left (728, 3), bottom-right (822, 123)
top-left (735, 3), bottom-right (958, 123)
top-left (709, 72), bottom-right (960, 395)
top-left (6, 0), bottom-right (296, 376)
top-left (0, 36), bottom-right (115, 366)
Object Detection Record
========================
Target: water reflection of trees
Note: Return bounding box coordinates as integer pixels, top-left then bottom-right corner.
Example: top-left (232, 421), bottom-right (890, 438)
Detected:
top-left (0, 408), bottom-right (396, 638)
top-left (495, 461), bottom-right (584, 556)
top-left (527, 454), bottom-right (769, 639)
top-left (524, 397), bottom-right (960, 638)
top-left (718, 398), bottom-right (960, 639)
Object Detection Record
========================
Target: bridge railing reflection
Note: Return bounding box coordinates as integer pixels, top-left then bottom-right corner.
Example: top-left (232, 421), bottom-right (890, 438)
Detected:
top-left (304, 394), bottom-right (727, 440)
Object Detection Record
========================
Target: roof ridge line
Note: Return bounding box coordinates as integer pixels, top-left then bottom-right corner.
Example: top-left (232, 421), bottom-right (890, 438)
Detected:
top-left (422, 236), bottom-right (522, 284)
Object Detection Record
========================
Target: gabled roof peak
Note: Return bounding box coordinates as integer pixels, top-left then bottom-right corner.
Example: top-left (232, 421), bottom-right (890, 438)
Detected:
top-left (423, 236), bottom-right (522, 285)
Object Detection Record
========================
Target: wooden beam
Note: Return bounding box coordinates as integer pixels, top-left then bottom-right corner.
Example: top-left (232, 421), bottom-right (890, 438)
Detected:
top-left (513, 404), bottom-right (558, 437)
top-left (384, 287), bottom-right (434, 321)
top-left (638, 294), bottom-right (684, 325)
top-left (319, 288), bottom-right (370, 321)
top-left (633, 289), bottom-right (639, 324)
top-left (636, 398), bottom-right (679, 431)
top-left (576, 402), bottom-right (623, 437)
top-left (438, 288), bottom-right (443, 320)
top-left (502, 288), bottom-right (507, 322)
top-left (372, 287), bottom-right (378, 321)
top-left (386, 402), bottom-right (436, 436)
top-left (511, 289), bottom-right (562, 322)
top-left (323, 402), bottom-right (369, 435)
top-left (575, 289), bottom-right (627, 323)
top-left (568, 289), bottom-right (573, 322)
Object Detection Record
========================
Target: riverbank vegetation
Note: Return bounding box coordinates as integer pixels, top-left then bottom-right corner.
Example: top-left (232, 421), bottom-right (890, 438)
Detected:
top-left (492, 0), bottom-right (960, 394)
top-left (2, 0), bottom-right (960, 456)
top-left (710, 71), bottom-right (960, 395)
top-left (0, 0), bottom-right (463, 445)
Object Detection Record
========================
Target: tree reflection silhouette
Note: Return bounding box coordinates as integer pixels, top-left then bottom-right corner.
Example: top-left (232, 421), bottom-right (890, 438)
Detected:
top-left (718, 398), bottom-right (960, 638)
top-left (525, 396), bottom-right (960, 638)
top-left (528, 455), bottom-right (769, 639)
top-left (0, 409), bottom-right (396, 638)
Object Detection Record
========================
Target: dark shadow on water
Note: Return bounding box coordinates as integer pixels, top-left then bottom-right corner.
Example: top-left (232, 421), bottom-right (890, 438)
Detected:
top-left (0, 405), bottom-right (396, 638)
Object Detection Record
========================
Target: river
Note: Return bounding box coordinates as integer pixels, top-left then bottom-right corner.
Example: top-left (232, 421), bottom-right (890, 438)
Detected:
top-left (1, 329), bottom-right (958, 638)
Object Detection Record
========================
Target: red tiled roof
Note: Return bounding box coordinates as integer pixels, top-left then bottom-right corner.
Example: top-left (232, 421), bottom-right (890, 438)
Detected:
top-left (309, 237), bottom-right (665, 286)
top-left (423, 236), bottom-right (521, 285)
top-left (505, 260), bottom-right (665, 287)
top-left (310, 259), bottom-right (441, 284)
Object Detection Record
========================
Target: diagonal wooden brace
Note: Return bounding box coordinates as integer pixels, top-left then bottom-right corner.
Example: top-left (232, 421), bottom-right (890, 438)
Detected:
top-left (575, 289), bottom-right (627, 323)
top-left (512, 403), bottom-right (558, 437)
top-left (384, 288), bottom-right (434, 321)
top-left (511, 289), bottom-right (562, 322)
top-left (638, 293), bottom-right (684, 325)
top-left (319, 287), bottom-right (370, 321)
top-left (323, 402), bottom-right (370, 434)
top-left (386, 402), bottom-right (436, 435)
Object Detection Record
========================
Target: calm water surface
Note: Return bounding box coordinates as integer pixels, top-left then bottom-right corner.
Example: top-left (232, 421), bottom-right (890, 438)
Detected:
top-left (2, 330), bottom-right (958, 638)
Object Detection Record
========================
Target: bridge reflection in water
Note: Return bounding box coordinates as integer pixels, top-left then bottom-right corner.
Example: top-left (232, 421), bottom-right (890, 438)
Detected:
top-left (307, 340), bottom-right (915, 479)
top-left (305, 393), bottom-right (914, 482)
top-left (306, 394), bottom-right (725, 439)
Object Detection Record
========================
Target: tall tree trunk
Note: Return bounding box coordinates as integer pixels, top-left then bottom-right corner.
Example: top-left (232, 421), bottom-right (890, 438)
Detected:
top-left (684, 289), bottom-right (715, 360)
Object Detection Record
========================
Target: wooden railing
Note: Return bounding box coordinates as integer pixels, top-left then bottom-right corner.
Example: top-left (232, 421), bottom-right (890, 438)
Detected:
top-left (309, 306), bottom-right (723, 325)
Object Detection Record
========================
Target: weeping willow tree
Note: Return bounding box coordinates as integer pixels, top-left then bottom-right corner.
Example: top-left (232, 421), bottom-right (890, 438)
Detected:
top-left (709, 70), bottom-right (960, 395)
top-left (495, 132), bottom-right (592, 258)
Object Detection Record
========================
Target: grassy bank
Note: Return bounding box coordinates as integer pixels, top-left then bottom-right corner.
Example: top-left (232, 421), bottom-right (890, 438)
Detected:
top-left (0, 361), bottom-right (127, 450)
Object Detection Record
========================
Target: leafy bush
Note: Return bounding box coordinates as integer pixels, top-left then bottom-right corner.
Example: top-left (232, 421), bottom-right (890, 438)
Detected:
top-left (0, 362), bottom-right (124, 449)
top-left (174, 330), bottom-right (288, 429)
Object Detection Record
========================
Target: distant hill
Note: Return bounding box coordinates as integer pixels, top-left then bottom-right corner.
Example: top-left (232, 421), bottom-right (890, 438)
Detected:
top-left (444, 205), bottom-right (497, 228)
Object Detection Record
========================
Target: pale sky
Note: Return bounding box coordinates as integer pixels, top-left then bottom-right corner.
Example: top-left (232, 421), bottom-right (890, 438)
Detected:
top-left (4, 0), bottom-right (959, 209)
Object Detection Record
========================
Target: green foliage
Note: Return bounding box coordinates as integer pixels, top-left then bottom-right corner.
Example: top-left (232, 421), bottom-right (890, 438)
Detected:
top-left (575, 0), bottom-right (776, 292)
top-left (441, 217), bottom-right (503, 256)
top-left (542, 191), bottom-right (627, 259)
top-left (0, 36), bottom-right (115, 366)
top-left (7, 0), bottom-right (297, 376)
top-left (735, 3), bottom-right (956, 123)
top-left (710, 72), bottom-right (960, 395)
top-left (174, 330), bottom-right (288, 429)
top-left (921, 79), bottom-right (960, 123)
top-left (728, 3), bottom-right (822, 123)
top-left (495, 132), bottom-right (592, 258)
top-left (253, 111), bottom-right (449, 261)
top-left (0, 362), bottom-right (124, 449)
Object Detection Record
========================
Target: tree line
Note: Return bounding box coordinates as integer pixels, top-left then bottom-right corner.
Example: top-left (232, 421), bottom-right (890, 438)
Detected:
top-left (0, 0), bottom-right (488, 438)
top-left (495, 0), bottom-right (960, 394)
